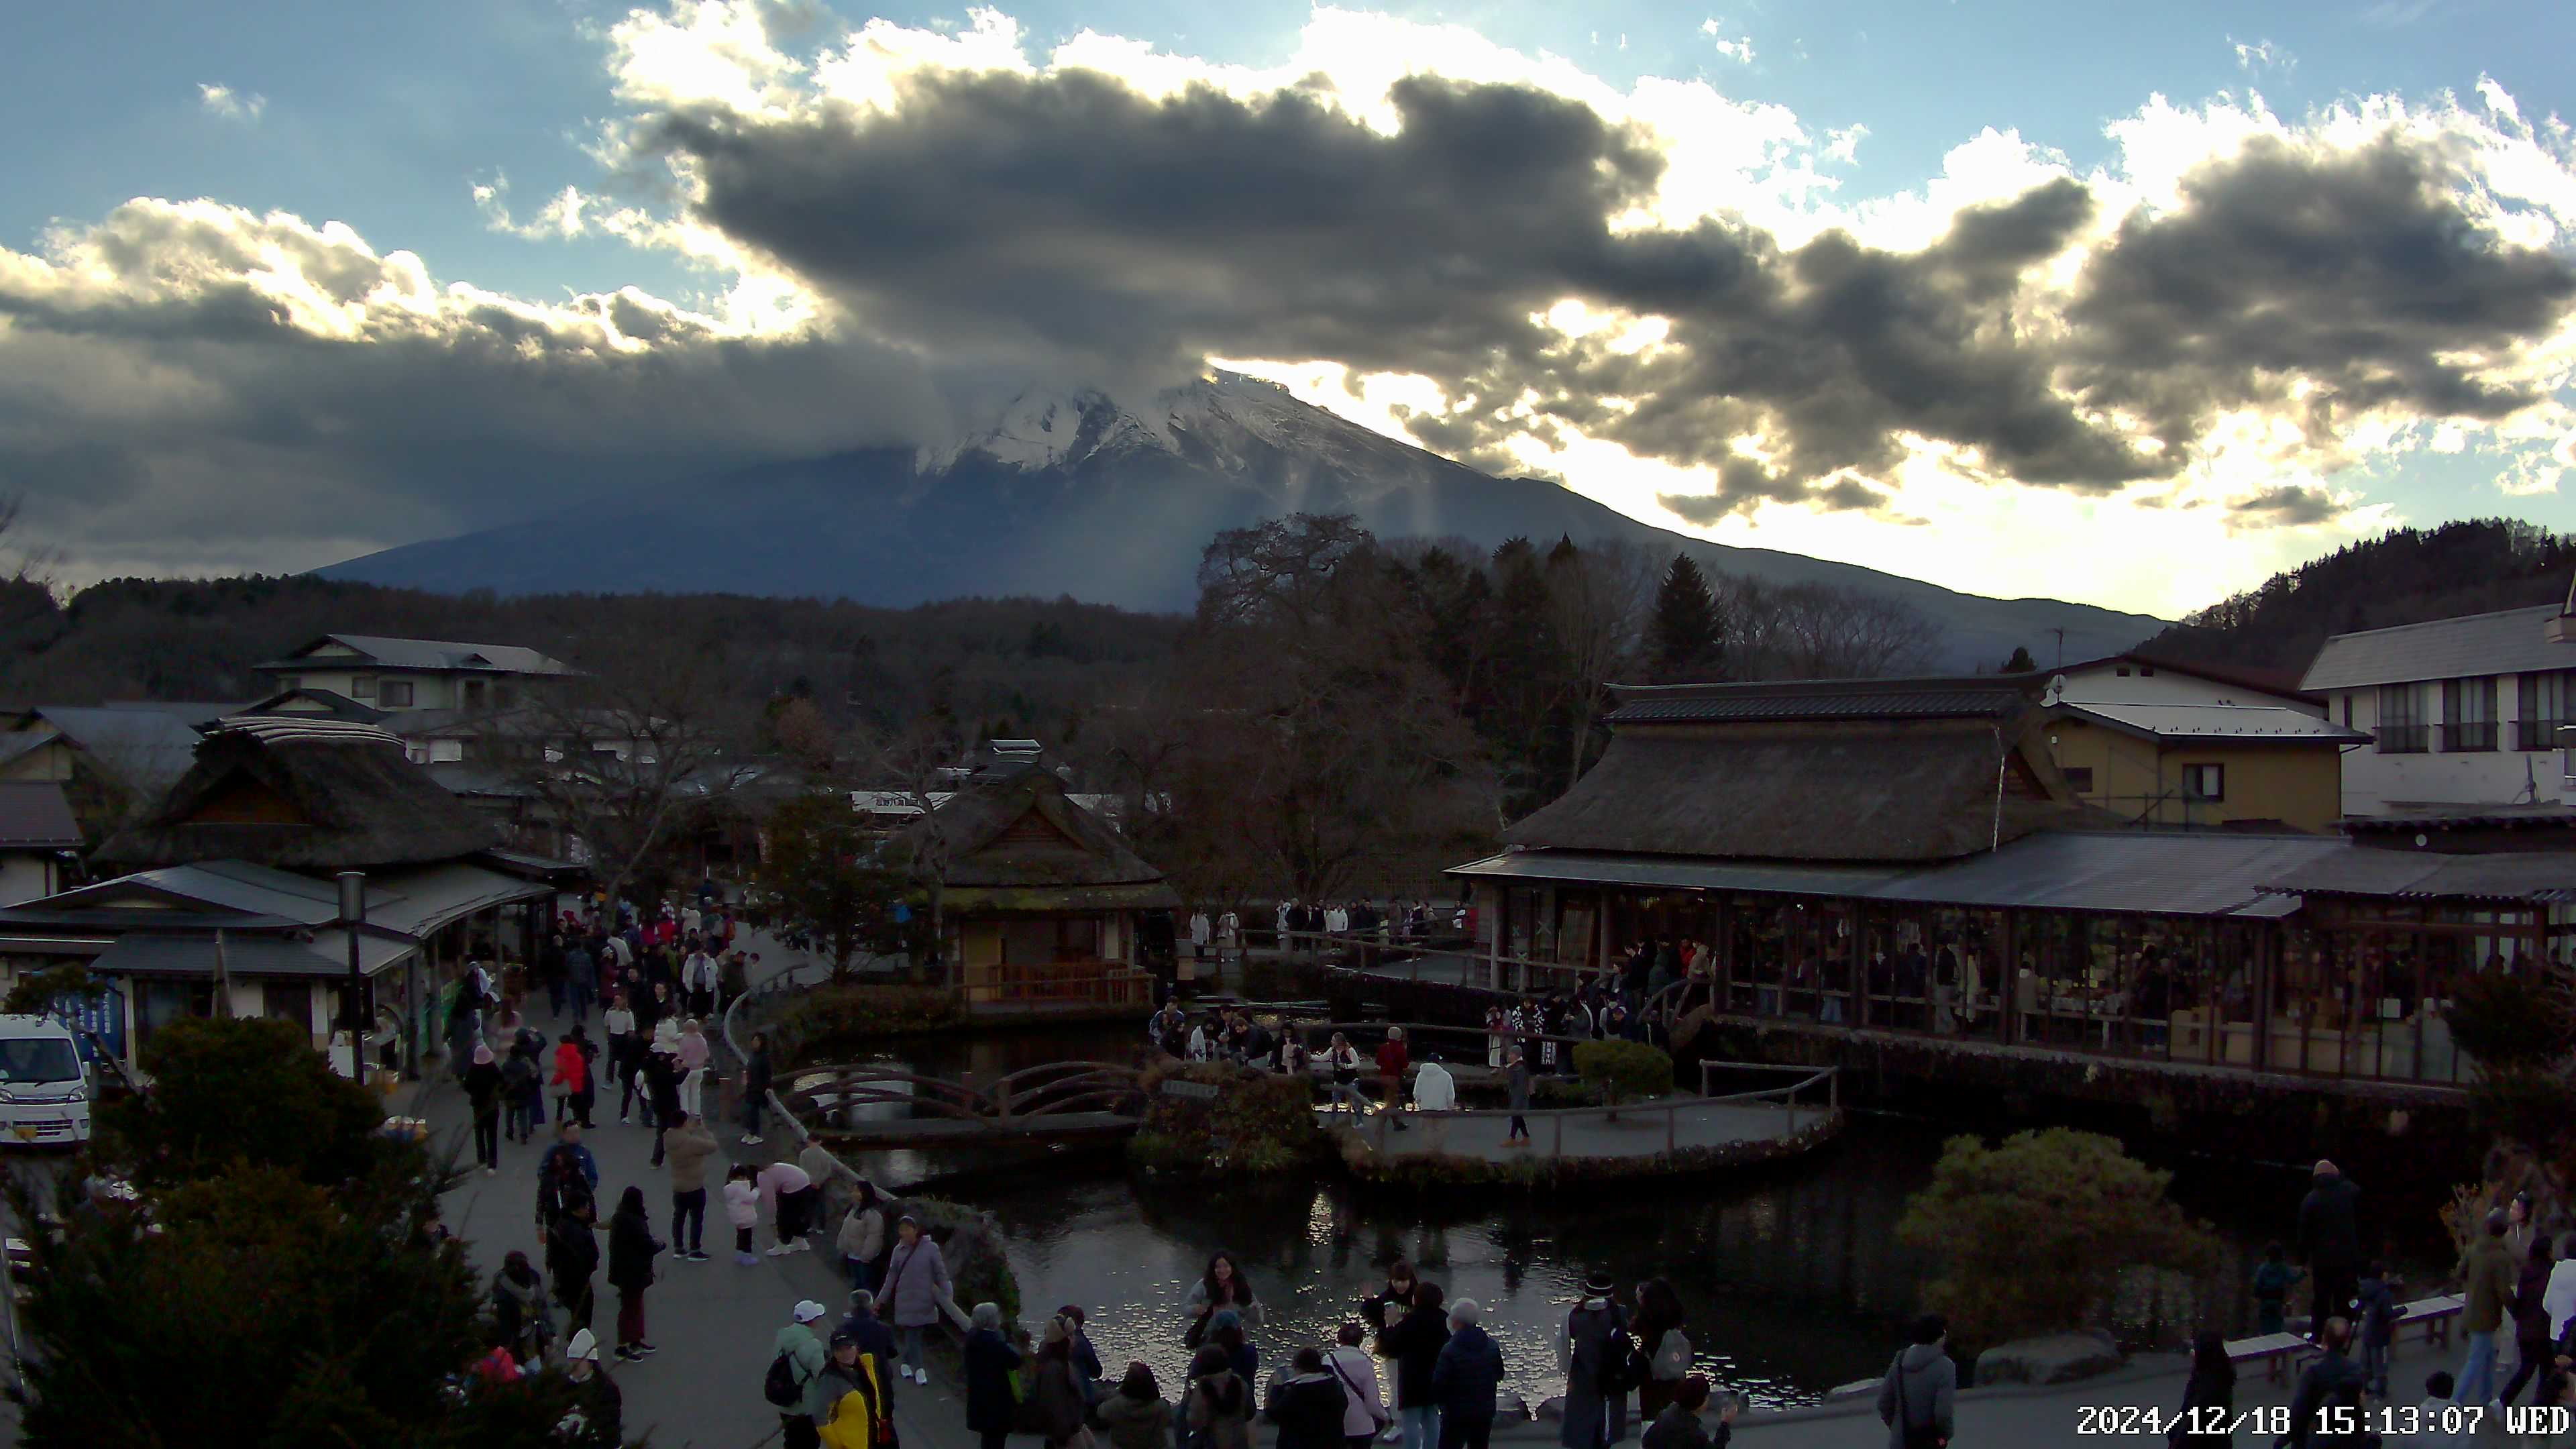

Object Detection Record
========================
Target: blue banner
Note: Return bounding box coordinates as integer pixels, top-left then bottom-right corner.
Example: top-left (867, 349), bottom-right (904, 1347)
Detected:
top-left (50, 987), bottom-right (126, 1063)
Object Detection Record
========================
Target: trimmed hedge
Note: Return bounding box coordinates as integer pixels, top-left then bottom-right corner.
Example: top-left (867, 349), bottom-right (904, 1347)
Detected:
top-left (1127, 1061), bottom-right (1324, 1176)
top-left (765, 983), bottom-right (966, 1065)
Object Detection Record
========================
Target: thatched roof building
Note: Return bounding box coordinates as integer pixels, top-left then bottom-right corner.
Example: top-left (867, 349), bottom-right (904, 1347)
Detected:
top-left (95, 718), bottom-right (499, 871)
top-left (923, 763), bottom-right (1179, 912)
top-left (1507, 677), bottom-right (2081, 863)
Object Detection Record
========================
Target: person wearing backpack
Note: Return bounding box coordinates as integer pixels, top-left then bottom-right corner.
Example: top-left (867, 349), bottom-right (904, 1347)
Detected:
top-left (501, 1042), bottom-right (540, 1144)
top-left (815, 1330), bottom-right (888, 1449)
top-left (1561, 1274), bottom-right (1630, 1449)
top-left (1267, 1346), bottom-right (1352, 1449)
top-left (770, 1299), bottom-right (831, 1449)
top-left (1874, 1314), bottom-right (1955, 1449)
top-left (1632, 1279), bottom-right (1691, 1421)
top-left (1185, 1344), bottom-right (1254, 1449)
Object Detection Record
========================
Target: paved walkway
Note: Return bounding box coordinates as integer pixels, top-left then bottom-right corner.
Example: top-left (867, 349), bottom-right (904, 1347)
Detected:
top-left (1329, 1101), bottom-right (1828, 1165)
top-left (421, 935), bottom-right (981, 1449)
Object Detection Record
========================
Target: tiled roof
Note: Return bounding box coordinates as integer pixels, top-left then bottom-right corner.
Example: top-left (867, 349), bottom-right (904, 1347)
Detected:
top-left (258, 633), bottom-right (569, 676)
top-left (2053, 701), bottom-right (2369, 743)
top-left (0, 782), bottom-right (84, 849)
top-left (1606, 689), bottom-right (2023, 724)
top-left (2302, 605), bottom-right (2576, 691)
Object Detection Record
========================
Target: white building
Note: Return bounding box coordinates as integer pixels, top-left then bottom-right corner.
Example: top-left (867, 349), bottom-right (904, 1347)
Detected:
top-left (2300, 603), bottom-right (2576, 816)
top-left (253, 634), bottom-right (570, 714)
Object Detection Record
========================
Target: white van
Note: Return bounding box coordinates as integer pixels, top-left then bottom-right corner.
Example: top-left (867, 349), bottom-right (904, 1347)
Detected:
top-left (0, 1016), bottom-right (91, 1146)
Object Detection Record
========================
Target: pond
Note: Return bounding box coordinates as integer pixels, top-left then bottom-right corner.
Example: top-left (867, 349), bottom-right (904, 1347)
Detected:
top-left (815, 1024), bottom-right (2443, 1409)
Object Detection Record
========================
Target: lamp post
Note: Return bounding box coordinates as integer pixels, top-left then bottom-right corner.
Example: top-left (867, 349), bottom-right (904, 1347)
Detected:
top-left (337, 871), bottom-right (367, 1077)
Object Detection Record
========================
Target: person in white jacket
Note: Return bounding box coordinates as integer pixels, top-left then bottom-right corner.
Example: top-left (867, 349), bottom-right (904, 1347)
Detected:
top-left (1412, 1056), bottom-right (1456, 1112)
top-left (1327, 1321), bottom-right (1389, 1443)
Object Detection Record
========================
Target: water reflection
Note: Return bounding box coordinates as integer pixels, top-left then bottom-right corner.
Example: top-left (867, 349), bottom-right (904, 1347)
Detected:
top-left (819, 1027), bottom-right (2426, 1408)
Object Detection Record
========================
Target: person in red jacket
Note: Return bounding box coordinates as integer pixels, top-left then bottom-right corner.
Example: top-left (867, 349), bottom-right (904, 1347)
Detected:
top-left (553, 1025), bottom-right (598, 1130)
top-left (1375, 1028), bottom-right (1411, 1132)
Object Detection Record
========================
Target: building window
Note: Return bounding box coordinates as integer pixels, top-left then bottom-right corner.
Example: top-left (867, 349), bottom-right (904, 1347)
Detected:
top-left (2341, 693), bottom-right (2353, 728)
top-left (2516, 671), bottom-right (2575, 751)
top-left (350, 676), bottom-right (376, 700)
top-left (2114, 666), bottom-right (2131, 677)
top-left (2377, 684), bottom-right (2428, 753)
top-left (2445, 676), bottom-right (2498, 752)
top-left (2062, 766), bottom-right (2095, 794)
top-left (377, 680), bottom-right (415, 708)
top-left (2181, 764), bottom-right (2224, 801)
top-left (275, 675), bottom-right (300, 692)
top-left (463, 680), bottom-right (488, 709)
top-left (429, 739), bottom-right (465, 763)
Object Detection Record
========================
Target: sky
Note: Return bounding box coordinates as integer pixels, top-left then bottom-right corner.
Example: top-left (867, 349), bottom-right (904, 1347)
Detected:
top-left (3, 0), bottom-right (2575, 618)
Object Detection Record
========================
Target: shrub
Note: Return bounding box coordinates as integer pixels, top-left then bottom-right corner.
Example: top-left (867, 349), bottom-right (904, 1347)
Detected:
top-left (767, 984), bottom-right (965, 1065)
top-left (1574, 1040), bottom-right (1672, 1114)
top-left (2447, 972), bottom-right (2574, 1073)
top-left (1128, 1061), bottom-right (1322, 1175)
top-left (1896, 1128), bottom-right (2218, 1346)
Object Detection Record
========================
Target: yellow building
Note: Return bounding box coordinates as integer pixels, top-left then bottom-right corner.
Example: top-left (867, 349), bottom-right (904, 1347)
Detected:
top-left (2043, 700), bottom-right (2365, 833)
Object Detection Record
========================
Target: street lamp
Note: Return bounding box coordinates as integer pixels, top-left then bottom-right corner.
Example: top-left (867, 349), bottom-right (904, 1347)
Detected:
top-left (337, 871), bottom-right (367, 1076)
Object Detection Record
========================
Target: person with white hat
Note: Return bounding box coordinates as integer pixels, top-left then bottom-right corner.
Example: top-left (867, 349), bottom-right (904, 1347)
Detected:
top-left (774, 1300), bottom-right (831, 1449)
top-left (559, 1329), bottom-right (623, 1448)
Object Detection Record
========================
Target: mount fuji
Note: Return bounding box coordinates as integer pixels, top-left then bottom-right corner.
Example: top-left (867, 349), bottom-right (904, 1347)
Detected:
top-left (322, 372), bottom-right (2162, 667)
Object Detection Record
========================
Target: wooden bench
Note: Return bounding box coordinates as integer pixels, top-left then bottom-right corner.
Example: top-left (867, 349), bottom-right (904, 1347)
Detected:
top-left (2397, 1294), bottom-right (2463, 1350)
top-left (2226, 1332), bottom-right (2319, 1383)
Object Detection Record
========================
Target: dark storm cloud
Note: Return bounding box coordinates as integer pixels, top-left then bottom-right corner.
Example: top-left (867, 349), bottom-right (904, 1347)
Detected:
top-left (631, 66), bottom-right (2575, 521)
top-left (2063, 135), bottom-right (2576, 445)
top-left (0, 201), bottom-right (957, 574)
top-left (2231, 485), bottom-right (2347, 525)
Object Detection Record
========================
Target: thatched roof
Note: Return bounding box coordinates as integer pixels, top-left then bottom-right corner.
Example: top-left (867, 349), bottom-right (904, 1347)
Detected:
top-left (1507, 710), bottom-right (2081, 864)
top-left (95, 722), bottom-right (500, 871)
top-left (922, 765), bottom-right (1175, 906)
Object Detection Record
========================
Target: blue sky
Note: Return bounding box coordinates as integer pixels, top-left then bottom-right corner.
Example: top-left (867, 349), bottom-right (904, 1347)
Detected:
top-left (2, 0), bottom-right (2573, 613)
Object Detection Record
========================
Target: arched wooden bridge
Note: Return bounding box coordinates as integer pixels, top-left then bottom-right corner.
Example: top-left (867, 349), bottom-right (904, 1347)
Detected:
top-left (778, 1060), bottom-right (1149, 1149)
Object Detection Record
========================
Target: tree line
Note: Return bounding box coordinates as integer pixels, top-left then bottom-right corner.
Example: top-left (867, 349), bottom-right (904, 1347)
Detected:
top-left (2143, 518), bottom-right (2576, 674)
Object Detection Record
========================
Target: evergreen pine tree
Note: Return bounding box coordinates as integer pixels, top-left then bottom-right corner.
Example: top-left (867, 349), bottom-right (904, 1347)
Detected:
top-left (1646, 554), bottom-right (1724, 683)
top-left (1998, 645), bottom-right (2039, 674)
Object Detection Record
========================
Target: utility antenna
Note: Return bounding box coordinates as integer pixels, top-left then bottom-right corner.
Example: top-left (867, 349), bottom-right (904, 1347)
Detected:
top-left (2051, 627), bottom-right (2066, 669)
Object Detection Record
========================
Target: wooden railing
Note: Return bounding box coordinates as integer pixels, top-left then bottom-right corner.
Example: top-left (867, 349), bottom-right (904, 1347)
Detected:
top-left (963, 959), bottom-right (1155, 1008)
top-left (777, 1059), bottom-right (1148, 1134)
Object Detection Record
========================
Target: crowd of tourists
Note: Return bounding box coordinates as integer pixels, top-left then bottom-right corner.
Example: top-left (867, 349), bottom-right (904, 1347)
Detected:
top-left (755, 1252), bottom-right (1756, 1449)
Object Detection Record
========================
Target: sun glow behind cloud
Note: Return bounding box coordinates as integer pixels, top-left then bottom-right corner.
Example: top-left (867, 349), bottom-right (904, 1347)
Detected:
top-left (0, 1), bottom-right (2571, 614)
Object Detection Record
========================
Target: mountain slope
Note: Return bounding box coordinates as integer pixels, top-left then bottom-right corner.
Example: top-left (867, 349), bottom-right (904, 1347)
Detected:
top-left (325, 373), bottom-right (2163, 669)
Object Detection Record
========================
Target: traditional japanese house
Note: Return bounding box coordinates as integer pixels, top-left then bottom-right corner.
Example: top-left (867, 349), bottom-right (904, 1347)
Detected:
top-left (922, 762), bottom-right (1177, 1018)
top-left (1444, 676), bottom-right (2576, 1104)
top-left (0, 718), bottom-right (572, 1071)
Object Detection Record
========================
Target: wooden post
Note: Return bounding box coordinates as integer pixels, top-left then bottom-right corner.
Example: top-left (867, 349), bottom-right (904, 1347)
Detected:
top-left (1552, 1112), bottom-right (1564, 1159)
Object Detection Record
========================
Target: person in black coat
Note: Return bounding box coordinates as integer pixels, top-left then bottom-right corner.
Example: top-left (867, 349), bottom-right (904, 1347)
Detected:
top-left (462, 1044), bottom-right (504, 1173)
top-left (606, 1184), bottom-right (664, 1361)
top-left (1432, 1298), bottom-right (1508, 1449)
top-left (1266, 1346), bottom-right (1351, 1449)
top-left (1377, 1282), bottom-right (1451, 1445)
top-left (547, 1199), bottom-right (601, 1336)
top-left (964, 1303), bottom-right (1024, 1449)
top-left (2174, 1329), bottom-right (2235, 1448)
top-left (2297, 1162), bottom-right (2363, 1343)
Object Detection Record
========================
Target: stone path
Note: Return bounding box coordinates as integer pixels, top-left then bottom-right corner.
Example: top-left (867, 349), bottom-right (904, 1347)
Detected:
top-left (421, 930), bottom-right (981, 1449)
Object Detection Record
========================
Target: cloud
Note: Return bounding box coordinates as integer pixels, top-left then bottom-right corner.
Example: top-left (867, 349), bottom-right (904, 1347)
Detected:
top-left (197, 84), bottom-right (265, 123)
top-left (2230, 38), bottom-right (2293, 74)
top-left (0, 199), bottom-right (952, 576)
top-left (1698, 19), bottom-right (1754, 64)
top-left (2229, 485), bottom-right (2346, 525)
top-left (1, 1), bottom-right (2572, 599)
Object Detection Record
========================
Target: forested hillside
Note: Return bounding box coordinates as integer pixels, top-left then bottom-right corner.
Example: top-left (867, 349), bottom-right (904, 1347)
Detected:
top-left (2143, 520), bottom-right (2576, 674)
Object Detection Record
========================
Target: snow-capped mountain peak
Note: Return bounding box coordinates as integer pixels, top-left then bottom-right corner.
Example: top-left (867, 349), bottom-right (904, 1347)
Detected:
top-left (926, 372), bottom-right (1362, 474)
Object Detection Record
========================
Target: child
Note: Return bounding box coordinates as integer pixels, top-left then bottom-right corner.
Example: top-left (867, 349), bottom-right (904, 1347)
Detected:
top-left (2415, 1371), bottom-right (2462, 1446)
top-left (2353, 1262), bottom-right (2404, 1398)
top-left (724, 1164), bottom-right (761, 1267)
top-left (2253, 1241), bottom-right (2304, 1336)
